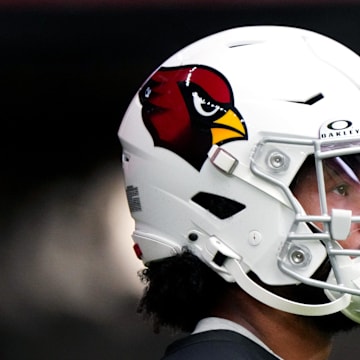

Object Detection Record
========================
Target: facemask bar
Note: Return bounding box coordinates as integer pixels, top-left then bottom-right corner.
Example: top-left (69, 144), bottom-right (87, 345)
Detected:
top-left (251, 136), bottom-right (360, 298)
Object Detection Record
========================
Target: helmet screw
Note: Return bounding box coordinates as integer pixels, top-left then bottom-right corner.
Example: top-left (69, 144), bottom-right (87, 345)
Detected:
top-left (188, 233), bottom-right (198, 241)
top-left (290, 248), bottom-right (306, 265)
top-left (269, 152), bottom-right (285, 169)
top-left (248, 230), bottom-right (262, 246)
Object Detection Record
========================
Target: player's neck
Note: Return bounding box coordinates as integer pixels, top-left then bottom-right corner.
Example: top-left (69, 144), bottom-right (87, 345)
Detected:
top-left (250, 305), bottom-right (332, 360)
top-left (213, 288), bottom-right (333, 360)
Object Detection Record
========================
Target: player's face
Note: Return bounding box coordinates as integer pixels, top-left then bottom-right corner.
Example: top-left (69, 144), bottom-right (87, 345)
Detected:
top-left (292, 155), bottom-right (360, 250)
top-left (290, 156), bottom-right (360, 334)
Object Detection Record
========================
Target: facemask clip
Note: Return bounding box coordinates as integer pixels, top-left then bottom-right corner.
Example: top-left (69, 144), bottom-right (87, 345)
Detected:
top-left (330, 208), bottom-right (352, 241)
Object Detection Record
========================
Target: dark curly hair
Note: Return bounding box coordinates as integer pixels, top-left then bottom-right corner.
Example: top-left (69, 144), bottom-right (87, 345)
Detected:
top-left (137, 249), bottom-right (232, 333)
top-left (137, 248), bottom-right (360, 336)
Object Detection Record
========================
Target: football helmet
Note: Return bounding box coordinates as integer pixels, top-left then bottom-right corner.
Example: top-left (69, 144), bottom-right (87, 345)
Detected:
top-left (119, 26), bottom-right (360, 322)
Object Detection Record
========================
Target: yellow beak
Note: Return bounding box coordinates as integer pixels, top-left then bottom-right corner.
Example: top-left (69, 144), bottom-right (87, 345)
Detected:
top-left (210, 109), bottom-right (247, 145)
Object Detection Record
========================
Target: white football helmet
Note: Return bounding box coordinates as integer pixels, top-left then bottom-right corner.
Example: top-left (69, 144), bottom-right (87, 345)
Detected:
top-left (119, 26), bottom-right (360, 322)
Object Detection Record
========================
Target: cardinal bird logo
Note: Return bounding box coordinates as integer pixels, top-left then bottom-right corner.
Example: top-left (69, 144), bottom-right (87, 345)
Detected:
top-left (139, 65), bottom-right (248, 171)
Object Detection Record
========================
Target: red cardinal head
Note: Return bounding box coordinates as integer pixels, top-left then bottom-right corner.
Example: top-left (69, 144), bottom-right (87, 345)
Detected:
top-left (139, 65), bottom-right (248, 170)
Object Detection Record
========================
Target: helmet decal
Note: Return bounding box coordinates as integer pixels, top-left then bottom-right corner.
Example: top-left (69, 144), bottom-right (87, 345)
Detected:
top-left (139, 65), bottom-right (248, 171)
top-left (320, 119), bottom-right (360, 139)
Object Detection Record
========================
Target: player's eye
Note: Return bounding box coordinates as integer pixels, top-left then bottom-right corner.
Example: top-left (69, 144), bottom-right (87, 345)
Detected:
top-left (332, 184), bottom-right (349, 197)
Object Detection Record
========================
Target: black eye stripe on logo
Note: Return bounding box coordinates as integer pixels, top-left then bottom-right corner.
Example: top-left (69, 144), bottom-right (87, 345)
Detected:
top-left (327, 120), bottom-right (353, 131)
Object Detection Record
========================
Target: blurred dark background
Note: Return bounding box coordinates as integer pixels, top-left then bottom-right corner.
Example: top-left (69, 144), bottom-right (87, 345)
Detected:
top-left (2, 1), bottom-right (360, 359)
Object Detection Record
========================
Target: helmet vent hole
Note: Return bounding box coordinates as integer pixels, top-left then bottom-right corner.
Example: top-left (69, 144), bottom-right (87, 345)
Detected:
top-left (288, 93), bottom-right (324, 105)
top-left (191, 192), bottom-right (245, 219)
top-left (188, 233), bottom-right (199, 242)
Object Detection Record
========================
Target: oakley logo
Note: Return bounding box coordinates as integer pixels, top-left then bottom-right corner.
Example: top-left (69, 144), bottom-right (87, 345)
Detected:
top-left (327, 120), bottom-right (352, 131)
top-left (320, 120), bottom-right (359, 139)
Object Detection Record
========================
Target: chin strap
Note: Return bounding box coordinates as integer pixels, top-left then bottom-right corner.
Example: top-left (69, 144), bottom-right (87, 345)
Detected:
top-left (225, 257), bottom-right (351, 316)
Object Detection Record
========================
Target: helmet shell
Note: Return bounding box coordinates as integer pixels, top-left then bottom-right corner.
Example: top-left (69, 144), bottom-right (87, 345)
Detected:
top-left (119, 26), bottom-right (360, 289)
